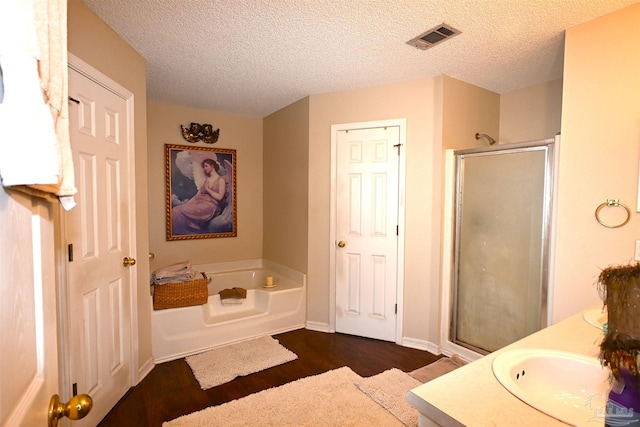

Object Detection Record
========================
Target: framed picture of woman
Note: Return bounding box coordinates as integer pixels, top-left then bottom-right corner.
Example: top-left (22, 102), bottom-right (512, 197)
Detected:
top-left (165, 144), bottom-right (237, 240)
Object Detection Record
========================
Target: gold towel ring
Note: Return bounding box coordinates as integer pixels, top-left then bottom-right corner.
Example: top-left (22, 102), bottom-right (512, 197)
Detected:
top-left (595, 199), bottom-right (631, 228)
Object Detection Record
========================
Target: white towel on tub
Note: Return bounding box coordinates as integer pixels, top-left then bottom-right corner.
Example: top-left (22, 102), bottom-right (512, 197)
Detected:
top-left (220, 298), bottom-right (244, 306)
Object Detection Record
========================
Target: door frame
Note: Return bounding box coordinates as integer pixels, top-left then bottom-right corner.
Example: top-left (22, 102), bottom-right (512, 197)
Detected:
top-left (56, 53), bottom-right (139, 405)
top-left (328, 118), bottom-right (407, 344)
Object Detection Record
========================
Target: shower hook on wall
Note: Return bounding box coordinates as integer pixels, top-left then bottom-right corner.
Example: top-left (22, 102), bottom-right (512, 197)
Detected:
top-left (475, 133), bottom-right (496, 145)
top-left (595, 198), bottom-right (631, 228)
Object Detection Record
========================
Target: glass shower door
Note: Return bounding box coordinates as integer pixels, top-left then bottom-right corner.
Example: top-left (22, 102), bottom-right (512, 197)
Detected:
top-left (450, 141), bottom-right (554, 354)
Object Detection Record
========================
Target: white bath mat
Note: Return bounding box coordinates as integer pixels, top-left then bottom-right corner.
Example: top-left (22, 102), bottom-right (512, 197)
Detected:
top-left (185, 335), bottom-right (298, 389)
top-left (164, 367), bottom-right (405, 427)
top-left (354, 368), bottom-right (422, 427)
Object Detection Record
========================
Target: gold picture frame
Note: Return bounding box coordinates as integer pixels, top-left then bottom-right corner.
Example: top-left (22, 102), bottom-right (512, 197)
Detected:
top-left (165, 144), bottom-right (236, 240)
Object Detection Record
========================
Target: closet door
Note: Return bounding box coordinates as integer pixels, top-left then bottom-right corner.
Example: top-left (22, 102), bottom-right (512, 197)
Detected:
top-left (63, 60), bottom-right (136, 426)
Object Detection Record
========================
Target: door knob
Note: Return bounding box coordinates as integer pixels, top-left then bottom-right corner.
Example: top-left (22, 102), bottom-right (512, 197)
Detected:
top-left (48, 394), bottom-right (93, 427)
top-left (337, 241), bottom-right (346, 248)
top-left (122, 256), bottom-right (136, 267)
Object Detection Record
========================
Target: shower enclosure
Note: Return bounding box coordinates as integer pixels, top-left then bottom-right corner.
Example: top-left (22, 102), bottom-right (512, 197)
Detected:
top-left (449, 138), bottom-right (555, 355)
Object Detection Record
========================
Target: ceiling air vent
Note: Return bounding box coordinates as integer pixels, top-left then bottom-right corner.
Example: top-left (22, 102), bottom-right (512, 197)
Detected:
top-left (406, 23), bottom-right (461, 50)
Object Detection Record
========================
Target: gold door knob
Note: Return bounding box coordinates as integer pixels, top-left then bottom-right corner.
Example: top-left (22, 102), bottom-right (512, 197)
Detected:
top-left (337, 241), bottom-right (346, 248)
top-left (122, 256), bottom-right (137, 267)
top-left (48, 394), bottom-right (93, 427)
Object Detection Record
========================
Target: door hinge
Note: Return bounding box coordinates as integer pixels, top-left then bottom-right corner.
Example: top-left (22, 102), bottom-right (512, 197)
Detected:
top-left (395, 304), bottom-right (398, 314)
top-left (68, 244), bottom-right (73, 262)
top-left (396, 225), bottom-right (399, 235)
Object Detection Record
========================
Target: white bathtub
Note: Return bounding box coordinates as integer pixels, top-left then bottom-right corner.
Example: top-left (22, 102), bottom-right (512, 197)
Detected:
top-left (151, 259), bottom-right (306, 362)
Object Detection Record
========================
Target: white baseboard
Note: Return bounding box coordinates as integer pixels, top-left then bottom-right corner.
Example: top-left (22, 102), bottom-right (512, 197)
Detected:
top-left (305, 321), bottom-right (332, 333)
top-left (302, 324), bottom-right (441, 356)
top-left (400, 337), bottom-right (441, 355)
top-left (441, 340), bottom-right (483, 363)
top-left (136, 356), bottom-right (155, 386)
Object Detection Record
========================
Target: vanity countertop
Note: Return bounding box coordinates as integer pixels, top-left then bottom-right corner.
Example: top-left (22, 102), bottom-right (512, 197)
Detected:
top-left (406, 307), bottom-right (606, 427)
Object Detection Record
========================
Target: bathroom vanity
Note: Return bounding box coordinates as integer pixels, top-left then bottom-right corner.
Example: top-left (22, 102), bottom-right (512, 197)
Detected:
top-left (406, 307), bottom-right (606, 426)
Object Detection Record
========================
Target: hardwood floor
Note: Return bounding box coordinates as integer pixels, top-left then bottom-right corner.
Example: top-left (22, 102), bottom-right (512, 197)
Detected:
top-left (98, 328), bottom-right (441, 427)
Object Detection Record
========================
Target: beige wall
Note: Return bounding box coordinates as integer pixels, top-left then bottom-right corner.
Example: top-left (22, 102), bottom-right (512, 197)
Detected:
top-left (307, 79), bottom-right (439, 341)
top-left (263, 98), bottom-right (310, 274)
top-left (305, 77), bottom-right (501, 346)
top-left (67, 0), bottom-right (152, 375)
top-left (553, 3), bottom-right (640, 322)
top-left (69, 0), bottom-right (638, 364)
top-left (147, 102), bottom-right (263, 268)
top-left (500, 79), bottom-right (563, 143)
top-left (442, 76), bottom-right (500, 150)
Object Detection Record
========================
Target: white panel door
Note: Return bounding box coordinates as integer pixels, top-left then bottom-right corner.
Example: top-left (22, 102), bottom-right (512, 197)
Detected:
top-left (335, 126), bottom-right (399, 341)
top-left (65, 67), bottom-right (134, 426)
top-left (0, 188), bottom-right (59, 427)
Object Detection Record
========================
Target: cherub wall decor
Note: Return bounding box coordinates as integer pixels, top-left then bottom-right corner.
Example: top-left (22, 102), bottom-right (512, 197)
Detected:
top-left (180, 122), bottom-right (220, 144)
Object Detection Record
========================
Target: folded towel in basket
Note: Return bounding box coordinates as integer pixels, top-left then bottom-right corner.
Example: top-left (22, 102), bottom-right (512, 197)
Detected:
top-left (151, 261), bottom-right (196, 285)
top-left (218, 287), bottom-right (247, 300)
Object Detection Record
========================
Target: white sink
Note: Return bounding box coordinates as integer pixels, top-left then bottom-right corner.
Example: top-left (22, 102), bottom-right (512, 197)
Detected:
top-left (492, 349), bottom-right (610, 426)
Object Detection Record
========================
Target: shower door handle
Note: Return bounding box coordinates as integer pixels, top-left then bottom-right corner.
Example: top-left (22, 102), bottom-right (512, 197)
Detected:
top-left (337, 241), bottom-right (346, 248)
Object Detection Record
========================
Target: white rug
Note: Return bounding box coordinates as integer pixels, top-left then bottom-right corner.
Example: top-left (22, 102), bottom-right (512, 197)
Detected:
top-left (164, 367), bottom-right (406, 427)
top-left (185, 336), bottom-right (298, 390)
top-left (354, 368), bottom-right (422, 427)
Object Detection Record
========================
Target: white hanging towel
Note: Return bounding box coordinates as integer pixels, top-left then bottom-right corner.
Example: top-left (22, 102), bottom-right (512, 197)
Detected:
top-left (0, 0), bottom-right (76, 207)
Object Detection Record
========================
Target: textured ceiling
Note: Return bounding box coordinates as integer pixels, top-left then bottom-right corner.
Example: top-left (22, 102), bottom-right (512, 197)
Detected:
top-left (81, 0), bottom-right (638, 118)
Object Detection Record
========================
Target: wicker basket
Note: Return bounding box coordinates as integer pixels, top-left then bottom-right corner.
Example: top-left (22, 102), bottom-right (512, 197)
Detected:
top-left (152, 272), bottom-right (208, 310)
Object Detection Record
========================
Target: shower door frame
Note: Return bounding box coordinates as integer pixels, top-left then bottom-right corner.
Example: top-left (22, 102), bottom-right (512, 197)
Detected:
top-left (448, 138), bottom-right (556, 356)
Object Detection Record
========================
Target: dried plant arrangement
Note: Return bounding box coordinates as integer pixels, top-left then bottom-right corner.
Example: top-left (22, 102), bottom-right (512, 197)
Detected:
top-left (597, 262), bottom-right (640, 386)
